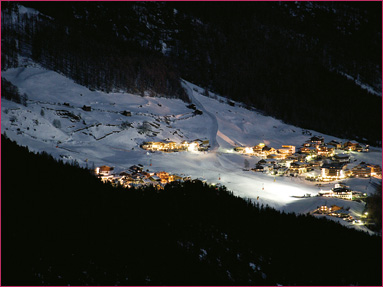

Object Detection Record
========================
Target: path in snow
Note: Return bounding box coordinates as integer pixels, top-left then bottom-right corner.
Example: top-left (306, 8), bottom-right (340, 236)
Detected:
top-left (182, 80), bottom-right (219, 150)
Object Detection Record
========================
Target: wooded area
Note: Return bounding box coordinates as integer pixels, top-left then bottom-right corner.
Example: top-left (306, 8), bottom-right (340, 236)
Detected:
top-left (2, 135), bottom-right (381, 285)
top-left (2, 1), bottom-right (381, 144)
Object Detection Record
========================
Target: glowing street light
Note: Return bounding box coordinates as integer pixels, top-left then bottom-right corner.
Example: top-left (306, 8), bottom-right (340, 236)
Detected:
top-left (244, 147), bottom-right (253, 154)
top-left (188, 142), bottom-right (198, 152)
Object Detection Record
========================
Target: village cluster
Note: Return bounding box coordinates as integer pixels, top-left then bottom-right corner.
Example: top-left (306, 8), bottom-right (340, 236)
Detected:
top-left (234, 136), bottom-right (380, 183)
top-left (96, 136), bottom-right (380, 198)
top-left (311, 204), bottom-right (354, 222)
top-left (94, 164), bottom-right (194, 189)
top-left (93, 135), bottom-right (379, 229)
top-left (141, 139), bottom-right (210, 152)
top-left (310, 183), bottom-right (370, 225)
top-left (91, 138), bottom-right (237, 192)
top-left (318, 183), bottom-right (366, 201)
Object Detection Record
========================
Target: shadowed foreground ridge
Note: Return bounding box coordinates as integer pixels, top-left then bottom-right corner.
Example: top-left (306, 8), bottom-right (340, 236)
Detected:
top-left (1, 135), bottom-right (382, 286)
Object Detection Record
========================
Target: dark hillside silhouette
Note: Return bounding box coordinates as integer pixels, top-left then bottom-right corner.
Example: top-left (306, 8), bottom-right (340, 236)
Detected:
top-left (2, 135), bottom-right (381, 285)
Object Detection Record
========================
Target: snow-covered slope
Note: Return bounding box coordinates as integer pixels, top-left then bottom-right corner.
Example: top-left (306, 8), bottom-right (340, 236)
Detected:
top-left (1, 59), bottom-right (381, 233)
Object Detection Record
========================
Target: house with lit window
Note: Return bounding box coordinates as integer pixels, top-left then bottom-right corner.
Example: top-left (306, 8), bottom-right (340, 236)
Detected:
top-left (331, 208), bottom-right (351, 218)
top-left (300, 146), bottom-right (317, 155)
top-left (95, 165), bottom-right (114, 176)
top-left (288, 153), bottom-right (306, 162)
top-left (141, 140), bottom-right (202, 152)
top-left (319, 186), bottom-right (352, 200)
top-left (141, 141), bottom-right (156, 150)
top-left (352, 162), bottom-right (370, 177)
top-left (253, 143), bottom-right (265, 154)
top-left (327, 140), bottom-right (342, 149)
top-left (262, 146), bottom-right (277, 157)
top-left (368, 164), bottom-right (382, 178)
top-left (129, 165), bottom-right (143, 173)
top-left (316, 145), bottom-right (335, 157)
top-left (355, 144), bottom-right (369, 152)
top-left (234, 146), bottom-right (254, 154)
top-left (276, 167), bottom-right (289, 176)
top-left (332, 187), bottom-right (353, 200)
top-left (333, 153), bottom-right (350, 163)
top-left (234, 146), bottom-right (245, 152)
top-left (321, 163), bottom-right (347, 181)
top-left (342, 141), bottom-right (368, 152)
top-left (317, 205), bottom-right (342, 214)
top-left (309, 136), bottom-right (324, 144)
top-left (252, 164), bottom-right (265, 172)
top-left (352, 162), bottom-right (372, 178)
top-left (251, 160), bottom-right (265, 172)
top-left (290, 162), bottom-right (309, 174)
top-left (308, 158), bottom-right (323, 168)
top-left (343, 141), bottom-right (360, 151)
top-left (277, 145), bottom-right (296, 156)
top-left (278, 158), bottom-right (295, 168)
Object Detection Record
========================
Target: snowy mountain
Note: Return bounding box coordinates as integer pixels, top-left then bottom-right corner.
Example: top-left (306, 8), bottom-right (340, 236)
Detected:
top-left (2, 58), bottom-right (381, 233)
top-left (2, 2), bottom-right (381, 145)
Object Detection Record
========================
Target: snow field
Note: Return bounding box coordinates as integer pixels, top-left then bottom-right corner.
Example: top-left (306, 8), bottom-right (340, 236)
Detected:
top-left (1, 60), bottom-right (381, 233)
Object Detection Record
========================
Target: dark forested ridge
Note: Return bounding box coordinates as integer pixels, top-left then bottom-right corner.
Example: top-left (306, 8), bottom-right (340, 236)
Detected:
top-left (170, 2), bottom-right (382, 145)
top-left (2, 1), bottom-right (381, 144)
top-left (1, 77), bottom-right (28, 106)
top-left (1, 2), bottom-right (188, 100)
top-left (2, 135), bottom-right (382, 286)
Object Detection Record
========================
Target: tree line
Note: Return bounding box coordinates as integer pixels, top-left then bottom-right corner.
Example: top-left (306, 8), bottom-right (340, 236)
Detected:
top-left (1, 2), bottom-right (188, 101)
top-left (170, 2), bottom-right (382, 145)
top-left (1, 77), bottom-right (28, 106)
top-left (2, 2), bottom-right (381, 144)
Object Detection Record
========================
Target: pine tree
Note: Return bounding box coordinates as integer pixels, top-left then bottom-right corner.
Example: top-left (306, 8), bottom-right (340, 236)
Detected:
top-left (53, 119), bottom-right (61, 129)
top-left (244, 159), bottom-right (250, 170)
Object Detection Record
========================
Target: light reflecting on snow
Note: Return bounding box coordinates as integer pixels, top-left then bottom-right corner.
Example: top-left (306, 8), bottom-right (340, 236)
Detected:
top-left (1, 62), bottom-right (381, 233)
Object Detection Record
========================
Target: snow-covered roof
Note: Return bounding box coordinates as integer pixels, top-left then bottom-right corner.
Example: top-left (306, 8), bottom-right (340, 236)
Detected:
top-left (321, 163), bottom-right (346, 169)
top-left (150, 175), bottom-right (161, 181)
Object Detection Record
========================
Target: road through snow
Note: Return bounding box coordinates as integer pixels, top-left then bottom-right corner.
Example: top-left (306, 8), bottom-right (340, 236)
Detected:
top-left (182, 80), bottom-right (219, 150)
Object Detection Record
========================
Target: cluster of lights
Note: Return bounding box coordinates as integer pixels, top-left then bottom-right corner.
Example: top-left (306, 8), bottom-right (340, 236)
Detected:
top-left (188, 142), bottom-right (198, 152)
top-left (142, 140), bottom-right (204, 152)
top-left (244, 147), bottom-right (253, 154)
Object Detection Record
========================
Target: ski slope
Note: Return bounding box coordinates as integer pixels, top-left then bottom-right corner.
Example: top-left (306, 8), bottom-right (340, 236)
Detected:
top-left (181, 80), bottom-right (219, 150)
top-left (2, 58), bottom-right (381, 233)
